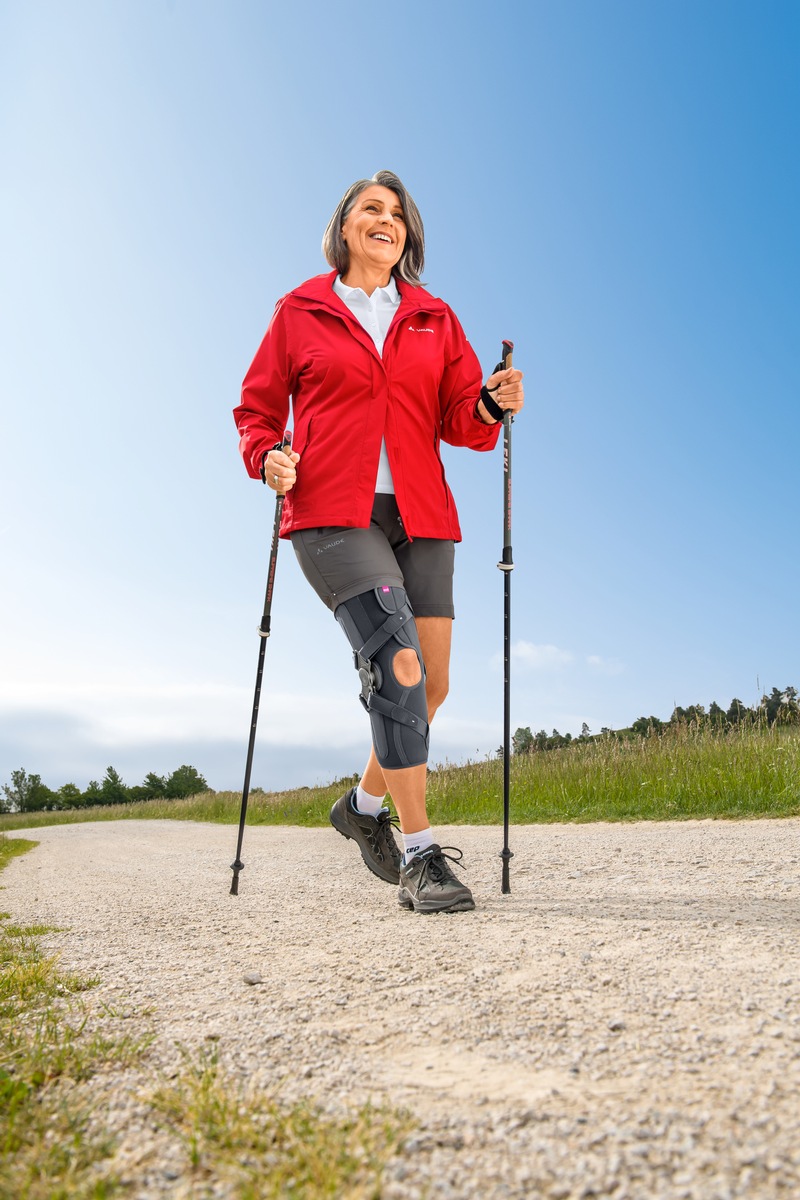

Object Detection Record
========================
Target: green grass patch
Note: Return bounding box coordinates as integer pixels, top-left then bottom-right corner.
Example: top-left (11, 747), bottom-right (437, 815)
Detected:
top-left (151, 1046), bottom-right (410, 1199)
top-left (0, 835), bottom-right (411, 1197)
top-left (0, 835), bottom-right (37, 865)
top-left (2, 723), bottom-right (797, 833)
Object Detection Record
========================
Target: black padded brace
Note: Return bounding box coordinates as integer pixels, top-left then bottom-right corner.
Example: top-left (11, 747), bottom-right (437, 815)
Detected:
top-left (334, 585), bottom-right (429, 770)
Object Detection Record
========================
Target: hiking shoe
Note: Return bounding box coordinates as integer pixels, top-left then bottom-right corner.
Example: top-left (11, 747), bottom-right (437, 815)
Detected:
top-left (398, 845), bottom-right (475, 913)
top-left (330, 787), bottom-right (402, 884)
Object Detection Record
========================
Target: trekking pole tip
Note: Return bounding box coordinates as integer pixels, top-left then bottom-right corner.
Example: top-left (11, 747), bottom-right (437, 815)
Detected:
top-left (230, 860), bottom-right (243, 896)
top-left (500, 847), bottom-right (513, 895)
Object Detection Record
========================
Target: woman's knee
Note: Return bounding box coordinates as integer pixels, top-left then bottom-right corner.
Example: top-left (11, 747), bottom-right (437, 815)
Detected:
top-left (393, 647), bottom-right (422, 687)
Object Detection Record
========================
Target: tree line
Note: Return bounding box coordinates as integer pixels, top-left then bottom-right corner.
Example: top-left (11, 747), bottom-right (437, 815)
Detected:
top-left (507, 685), bottom-right (799, 757)
top-left (0, 765), bottom-right (210, 814)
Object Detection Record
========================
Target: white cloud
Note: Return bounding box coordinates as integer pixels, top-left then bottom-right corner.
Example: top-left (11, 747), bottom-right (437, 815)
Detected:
top-left (489, 643), bottom-right (625, 679)
top-left (494, 642), bottom-right (575, 672)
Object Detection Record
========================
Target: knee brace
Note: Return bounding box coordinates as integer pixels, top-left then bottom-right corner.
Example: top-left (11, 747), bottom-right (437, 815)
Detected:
top-left (334, 585), bottom-right (429, 770)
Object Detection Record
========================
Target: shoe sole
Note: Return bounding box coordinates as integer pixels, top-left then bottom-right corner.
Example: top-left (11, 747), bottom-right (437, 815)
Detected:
top-left (330, 808), bottom-right (400, 885)
top-left (398, 889), bottom-right (475, 914)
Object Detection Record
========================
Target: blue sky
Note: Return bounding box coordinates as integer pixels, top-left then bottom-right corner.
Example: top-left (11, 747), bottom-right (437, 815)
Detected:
top-left (1, 0), bottom-right (798, 794)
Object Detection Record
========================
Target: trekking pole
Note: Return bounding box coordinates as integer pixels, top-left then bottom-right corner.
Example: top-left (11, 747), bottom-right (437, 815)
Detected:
top-left (496, 340), bottom-right (515, 894)
top-left (230, 431), bottom-right (292, 896)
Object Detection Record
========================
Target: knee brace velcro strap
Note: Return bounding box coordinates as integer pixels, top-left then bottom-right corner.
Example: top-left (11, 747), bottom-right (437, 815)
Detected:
top-left (334, 585), bottom-right (429, 770)
top-left (365, 691), bottom-right (426, 732)
top-left (358, 607), bottom-right (414, 662)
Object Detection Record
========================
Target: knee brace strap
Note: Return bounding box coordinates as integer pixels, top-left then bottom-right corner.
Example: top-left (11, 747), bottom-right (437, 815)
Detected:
top-left (334, 585), bottom-right (429, 770)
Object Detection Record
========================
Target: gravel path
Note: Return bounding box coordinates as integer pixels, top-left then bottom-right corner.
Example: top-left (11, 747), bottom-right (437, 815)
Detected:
top-left (3, 818), bottom-right (800, 1198)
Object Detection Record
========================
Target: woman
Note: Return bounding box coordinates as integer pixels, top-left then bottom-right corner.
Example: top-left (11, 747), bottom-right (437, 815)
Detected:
top-left (234, 170), bottom-right (524, 913)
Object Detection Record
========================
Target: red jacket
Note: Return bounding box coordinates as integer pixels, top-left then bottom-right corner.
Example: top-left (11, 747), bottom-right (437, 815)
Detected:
top-left (234, 270), bottom-right (500, 540)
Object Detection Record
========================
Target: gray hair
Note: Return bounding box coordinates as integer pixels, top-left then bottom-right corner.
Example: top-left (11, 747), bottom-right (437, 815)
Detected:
top-left (322, 169), bottom-right (425, 286)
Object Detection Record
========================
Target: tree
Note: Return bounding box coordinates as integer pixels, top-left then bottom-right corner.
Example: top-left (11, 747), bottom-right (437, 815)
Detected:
top-left (141, 772), bottom-right (167, 799)
top-left (726, 698), bottom-right (748, 725)
top-left (57, 783), bottom-right (83, 809)
top-left (756, 686), bottom-right (800, 726)
top-left (2, 768), bottom-right (36, 812)
top-left (101, 766), bottom-right (130, 806)
top-left (778, 687), bottom-right (800, 725)
top-left (670, 705), bottom-right (706, 727)
top-left (1, 768), bottom-right (56, 812)
top-left (164, 765), bottom-right (209, 799)
top-left (82, 780), bottom-right (103, 806)
top-left (684, 704), bottom-right (706, 727)
top-left (512, 727), bottom-right (534, 756)
top-left (631, 716), bottom-right (664, 737)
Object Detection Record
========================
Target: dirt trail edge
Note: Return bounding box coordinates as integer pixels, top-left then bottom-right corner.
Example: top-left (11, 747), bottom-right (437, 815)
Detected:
top-left (3, 818), bottom-right (799, 1199)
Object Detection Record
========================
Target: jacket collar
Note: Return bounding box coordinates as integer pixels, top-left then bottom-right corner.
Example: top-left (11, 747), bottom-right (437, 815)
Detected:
top-left (289, 269), bottom-right (447, 316)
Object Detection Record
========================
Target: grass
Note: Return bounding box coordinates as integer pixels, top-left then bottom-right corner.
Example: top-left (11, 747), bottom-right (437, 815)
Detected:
top-left (151, 1047), bottom-right (409, 1199)
top-left (425, 721), bottom-right (800, 824)
top-left (0, 834), bottom-right (411, 1197)
top-left (1, 722), bottom-right (798, 834)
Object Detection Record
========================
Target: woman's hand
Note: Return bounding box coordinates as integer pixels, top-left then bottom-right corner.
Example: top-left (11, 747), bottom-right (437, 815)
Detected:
top-left (264, 446), bottom-right (301, 494)
top-left (478, 367), bottom-right (525, 424)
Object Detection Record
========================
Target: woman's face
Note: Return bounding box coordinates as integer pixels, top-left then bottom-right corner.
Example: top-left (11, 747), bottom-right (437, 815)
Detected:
top-left (341, 185), bottom-right (406, 280)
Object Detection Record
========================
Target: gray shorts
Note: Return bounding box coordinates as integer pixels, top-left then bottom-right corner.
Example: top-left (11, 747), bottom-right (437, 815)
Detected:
top-left (290, 494), bottom-right (455, 617)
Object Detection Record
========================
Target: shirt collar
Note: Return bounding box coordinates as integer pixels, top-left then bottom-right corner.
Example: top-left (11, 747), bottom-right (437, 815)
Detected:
top-left (333, 274), bottom-right (400, 306)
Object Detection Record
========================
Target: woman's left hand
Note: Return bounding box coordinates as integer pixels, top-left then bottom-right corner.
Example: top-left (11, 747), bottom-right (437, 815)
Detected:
top-left (479, 367), bottom-right (525, 423)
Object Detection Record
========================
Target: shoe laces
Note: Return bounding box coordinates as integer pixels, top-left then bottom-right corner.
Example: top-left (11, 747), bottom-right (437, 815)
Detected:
top-left (415, 845), bottom-right (465, 886)
top-left (368, 809), bottom-right (401, 862)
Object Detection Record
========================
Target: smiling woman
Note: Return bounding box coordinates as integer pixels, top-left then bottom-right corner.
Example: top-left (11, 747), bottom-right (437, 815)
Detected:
top-left (233, 169), bottom-right (524, 915)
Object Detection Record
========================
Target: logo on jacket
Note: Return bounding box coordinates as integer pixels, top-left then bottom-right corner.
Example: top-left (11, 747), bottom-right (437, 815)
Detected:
top-left (408, 325), bottom-right (434, 333)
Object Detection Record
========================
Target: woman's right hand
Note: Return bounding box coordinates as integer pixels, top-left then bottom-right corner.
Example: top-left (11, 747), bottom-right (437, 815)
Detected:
top-left (264, 446), bottom-right (301, 494)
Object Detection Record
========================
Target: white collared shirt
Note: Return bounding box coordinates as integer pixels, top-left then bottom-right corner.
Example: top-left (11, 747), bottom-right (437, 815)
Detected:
top-left (333, 274), bottom-right (400, 493)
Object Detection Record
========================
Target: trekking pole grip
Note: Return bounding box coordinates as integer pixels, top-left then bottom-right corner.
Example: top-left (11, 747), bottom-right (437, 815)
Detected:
top-left (498, 340), bottom-right (514, 571)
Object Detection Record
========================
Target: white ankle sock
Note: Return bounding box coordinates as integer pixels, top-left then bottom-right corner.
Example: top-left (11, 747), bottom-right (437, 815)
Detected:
top-left (354, 785), bottom-right (385, 817)
top-left (402, 827), bottom-right (435, 864)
